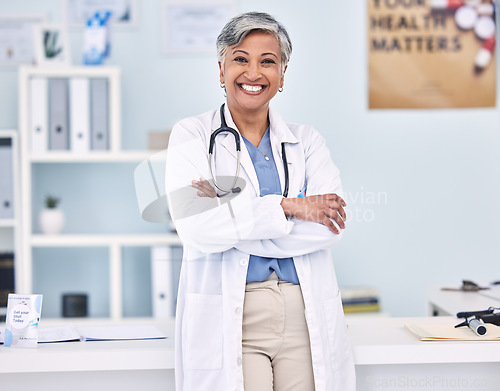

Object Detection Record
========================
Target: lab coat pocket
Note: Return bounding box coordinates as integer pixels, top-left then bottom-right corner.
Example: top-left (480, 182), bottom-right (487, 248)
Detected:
top-left (184, 293), bottom-right (223, 370)
top-left (323, 291), bottom-right (352, 373)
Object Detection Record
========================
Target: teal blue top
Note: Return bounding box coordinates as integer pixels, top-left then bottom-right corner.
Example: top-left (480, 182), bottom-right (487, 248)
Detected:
top-left (241, 129), bottom-right (299, 285)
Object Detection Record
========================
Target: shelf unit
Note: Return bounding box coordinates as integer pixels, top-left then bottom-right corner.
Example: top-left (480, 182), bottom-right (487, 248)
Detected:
top-left (0, 130), bottom-right (20, 320)
top-left (18, 66), bottom-right (181, 320)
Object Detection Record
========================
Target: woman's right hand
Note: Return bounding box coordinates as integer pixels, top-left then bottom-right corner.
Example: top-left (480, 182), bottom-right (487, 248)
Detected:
top-left (280, 194), bottom-right (346, 234)
top-left (192, 178), bottom-right (217, 198)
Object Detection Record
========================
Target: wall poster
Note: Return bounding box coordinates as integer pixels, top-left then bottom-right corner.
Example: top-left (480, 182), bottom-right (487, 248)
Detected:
top-left (368, 0), bottom-right (497, 109)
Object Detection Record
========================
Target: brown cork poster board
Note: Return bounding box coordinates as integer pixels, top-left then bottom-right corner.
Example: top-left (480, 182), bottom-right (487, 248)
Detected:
top-left (368, 0), bottom-right (497, 109)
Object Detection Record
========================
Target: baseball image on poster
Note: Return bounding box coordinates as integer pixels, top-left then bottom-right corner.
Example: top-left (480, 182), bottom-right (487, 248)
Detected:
top-left (368, 0), bottom-right (497, 109)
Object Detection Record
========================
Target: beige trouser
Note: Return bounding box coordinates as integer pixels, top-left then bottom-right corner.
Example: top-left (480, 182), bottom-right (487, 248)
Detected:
top-left (242, 272), bottom-right (315, 391)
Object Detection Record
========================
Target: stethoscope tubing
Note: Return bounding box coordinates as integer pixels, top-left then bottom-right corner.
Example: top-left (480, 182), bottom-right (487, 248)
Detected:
top-left (209, 104), bottom-right (289, 198)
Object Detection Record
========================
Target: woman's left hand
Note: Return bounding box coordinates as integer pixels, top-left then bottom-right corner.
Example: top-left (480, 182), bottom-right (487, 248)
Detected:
top-left (192, 178), bottom-right (217, 198)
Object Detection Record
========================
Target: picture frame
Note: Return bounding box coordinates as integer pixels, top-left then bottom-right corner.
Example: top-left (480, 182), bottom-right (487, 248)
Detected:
top-left (0, 15), bottom-right (46, 67)
top-left (33, 24), bottom-right (71, 67)
top-left (162, 1), bottom-right (235, 54)
top-left (64, 0), bottom-right (138, 27)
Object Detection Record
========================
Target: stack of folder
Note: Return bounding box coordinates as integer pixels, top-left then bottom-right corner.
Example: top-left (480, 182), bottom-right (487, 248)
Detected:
top-left (341, 286), bottom-right (381, 314)
top-left (30, 77), bottom-right (110, 153)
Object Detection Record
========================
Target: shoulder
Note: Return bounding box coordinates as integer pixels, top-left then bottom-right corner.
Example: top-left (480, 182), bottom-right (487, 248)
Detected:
top-left (285, 121), bottom-right (327, 153)
top-left (286, 121), bottom-right (320, 138)
top-left (170, 109), bottom-right (217, 145)
top-left (269, 107), bottom-right (325, 146)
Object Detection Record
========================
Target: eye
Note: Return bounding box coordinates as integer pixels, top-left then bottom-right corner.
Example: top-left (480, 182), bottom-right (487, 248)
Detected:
top-left (262, 58), bottom-right (277, 65)
top-left (234, 57), bottom-right (247, 63)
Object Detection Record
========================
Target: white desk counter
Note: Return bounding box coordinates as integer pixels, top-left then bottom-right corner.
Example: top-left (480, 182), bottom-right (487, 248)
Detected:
top-left (427, 284), bottom-right (500, 316)
top-left (349, 316), bottom-right (500, 390)
top-left (0, 318), bottom-right (175, 391)
top-left (1, 317), bottom-right (500, 391)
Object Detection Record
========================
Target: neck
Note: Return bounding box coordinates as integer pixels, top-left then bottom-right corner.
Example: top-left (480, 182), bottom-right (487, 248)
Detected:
top-left (227, 103), bottom-right (269, 147)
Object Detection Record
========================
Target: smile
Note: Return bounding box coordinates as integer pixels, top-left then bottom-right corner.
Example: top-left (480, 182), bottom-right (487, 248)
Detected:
top-left (239, 84), bottom-right (264, 93)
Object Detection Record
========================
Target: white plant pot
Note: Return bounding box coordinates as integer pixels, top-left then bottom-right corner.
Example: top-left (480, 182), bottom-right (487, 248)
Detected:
top-left (39, 208), bottom-right (65, 235)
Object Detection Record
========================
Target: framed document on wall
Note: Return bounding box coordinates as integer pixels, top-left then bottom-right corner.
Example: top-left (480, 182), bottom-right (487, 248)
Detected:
top-left (162, 1), bottom-right (235, 54)
top-left (0, 15), bottom-right (46, 67)
top-left (64, 0), bottom-right (138, 27)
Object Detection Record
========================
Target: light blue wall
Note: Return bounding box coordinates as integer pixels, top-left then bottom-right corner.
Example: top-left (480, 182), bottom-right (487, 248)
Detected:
top-left (1, 0), bottom-right (499, 317)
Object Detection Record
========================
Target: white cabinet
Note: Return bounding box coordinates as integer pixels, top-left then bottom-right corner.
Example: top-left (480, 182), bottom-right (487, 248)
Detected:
top-left (0, 130), bottom-right (19, 320)
top-left (18, 66), bottom-right (181, 320)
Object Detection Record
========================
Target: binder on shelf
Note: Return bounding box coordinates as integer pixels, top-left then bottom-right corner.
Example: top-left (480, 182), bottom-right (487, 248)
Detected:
top-left (49, 78), bottom-right (69, 150)
top-left (151, 246), bottom-right (173, 318)
top-left (0, 138), bottom-right (14, 219)
top-left (30, 77), bottom-right (49, 153)
top-left (90, 78), bottom-right (109, 150)
top-left (69, 78), bottom-right (91, 153)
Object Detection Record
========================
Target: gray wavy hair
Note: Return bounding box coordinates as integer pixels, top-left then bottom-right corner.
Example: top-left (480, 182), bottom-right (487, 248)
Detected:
top-left (216, 12), bottom-right (292, 69)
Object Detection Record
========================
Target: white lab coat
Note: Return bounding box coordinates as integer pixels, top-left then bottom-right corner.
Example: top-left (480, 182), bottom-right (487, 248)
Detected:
top-left (165, 104), bottom-right (355, 391)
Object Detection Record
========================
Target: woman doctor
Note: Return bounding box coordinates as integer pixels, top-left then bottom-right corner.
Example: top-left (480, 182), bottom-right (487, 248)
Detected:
top-left (165, 12), bottom-right (355, 391)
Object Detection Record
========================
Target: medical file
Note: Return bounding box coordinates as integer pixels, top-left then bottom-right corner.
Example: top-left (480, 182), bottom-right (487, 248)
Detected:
top-left (406, 322), bottom-right (500, 341)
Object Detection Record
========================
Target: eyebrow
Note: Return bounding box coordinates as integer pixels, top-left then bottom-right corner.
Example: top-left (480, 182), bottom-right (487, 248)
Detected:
top-left (232, 50), bottom-right (278, 59)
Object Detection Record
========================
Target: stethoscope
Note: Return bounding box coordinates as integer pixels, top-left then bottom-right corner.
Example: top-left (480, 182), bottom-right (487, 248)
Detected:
top-left (209, 104), bottom-right (289, 198)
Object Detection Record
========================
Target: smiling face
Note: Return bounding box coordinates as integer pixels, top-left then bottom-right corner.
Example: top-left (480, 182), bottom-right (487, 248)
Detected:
top-left (219, 31), bottom-right (286, 118)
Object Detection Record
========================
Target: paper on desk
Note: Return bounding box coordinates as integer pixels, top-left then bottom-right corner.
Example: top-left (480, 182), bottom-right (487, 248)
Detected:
top-left (0, 327), bottom-right (77, 344)
top-left (39, 326), bottom-right (81, 343)
top-left (76, 325), bottom-right (167, 341)
top-left (405, 323), bottom-right (500, 341)
top-left (0, 325), bottom-right (167, 344)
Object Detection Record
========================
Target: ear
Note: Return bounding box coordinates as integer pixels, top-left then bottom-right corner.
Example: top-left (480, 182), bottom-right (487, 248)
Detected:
top-left (280, 65), bottom-right (288, 88)
top-left (218, 61), bottom-right (224, 84)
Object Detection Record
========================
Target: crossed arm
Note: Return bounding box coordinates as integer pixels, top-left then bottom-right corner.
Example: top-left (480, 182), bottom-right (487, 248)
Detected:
top-left (190, 126), bottom-right (347, 258)
top-left (193, 178), bottom-right (346, 234)
top-left (166, 120), bottom-right (346, 257)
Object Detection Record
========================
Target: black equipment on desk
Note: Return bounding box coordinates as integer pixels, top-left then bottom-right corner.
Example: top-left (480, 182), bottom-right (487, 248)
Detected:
top-left (442, 280), bottom-right (490, 292)
top-left (454, 307), bottom-right (500, 336)
top-left (455, 316), bottom-right (487, 336)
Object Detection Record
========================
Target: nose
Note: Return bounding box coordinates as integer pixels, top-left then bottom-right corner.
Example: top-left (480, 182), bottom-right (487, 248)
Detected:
top-left (245, 61), bottom-right (261, 81)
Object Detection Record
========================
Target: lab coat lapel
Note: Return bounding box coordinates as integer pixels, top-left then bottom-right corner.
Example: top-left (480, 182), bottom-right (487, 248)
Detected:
top-left (216, 104), bottom-right (260, 194)
top-left (268, 107), bottom-right (299, 197)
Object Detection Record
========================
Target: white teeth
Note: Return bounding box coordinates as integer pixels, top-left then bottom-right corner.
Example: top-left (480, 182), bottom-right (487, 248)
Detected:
top-left (240, 84), bottom-right (263, 92)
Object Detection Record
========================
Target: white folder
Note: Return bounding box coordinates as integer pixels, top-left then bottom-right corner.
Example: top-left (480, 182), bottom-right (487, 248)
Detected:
top-left (29, 78), bottom-right (48, 154)
top-left (151, 246), bottom-right (173, 318)
top-left (0, 138), bottom-right (14, 219)
top-left (69, 78), bottom-right (90, 153)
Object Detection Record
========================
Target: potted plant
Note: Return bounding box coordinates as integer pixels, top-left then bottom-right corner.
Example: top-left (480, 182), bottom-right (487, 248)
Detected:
top-left (39, 195), bottom-right (65, 234)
